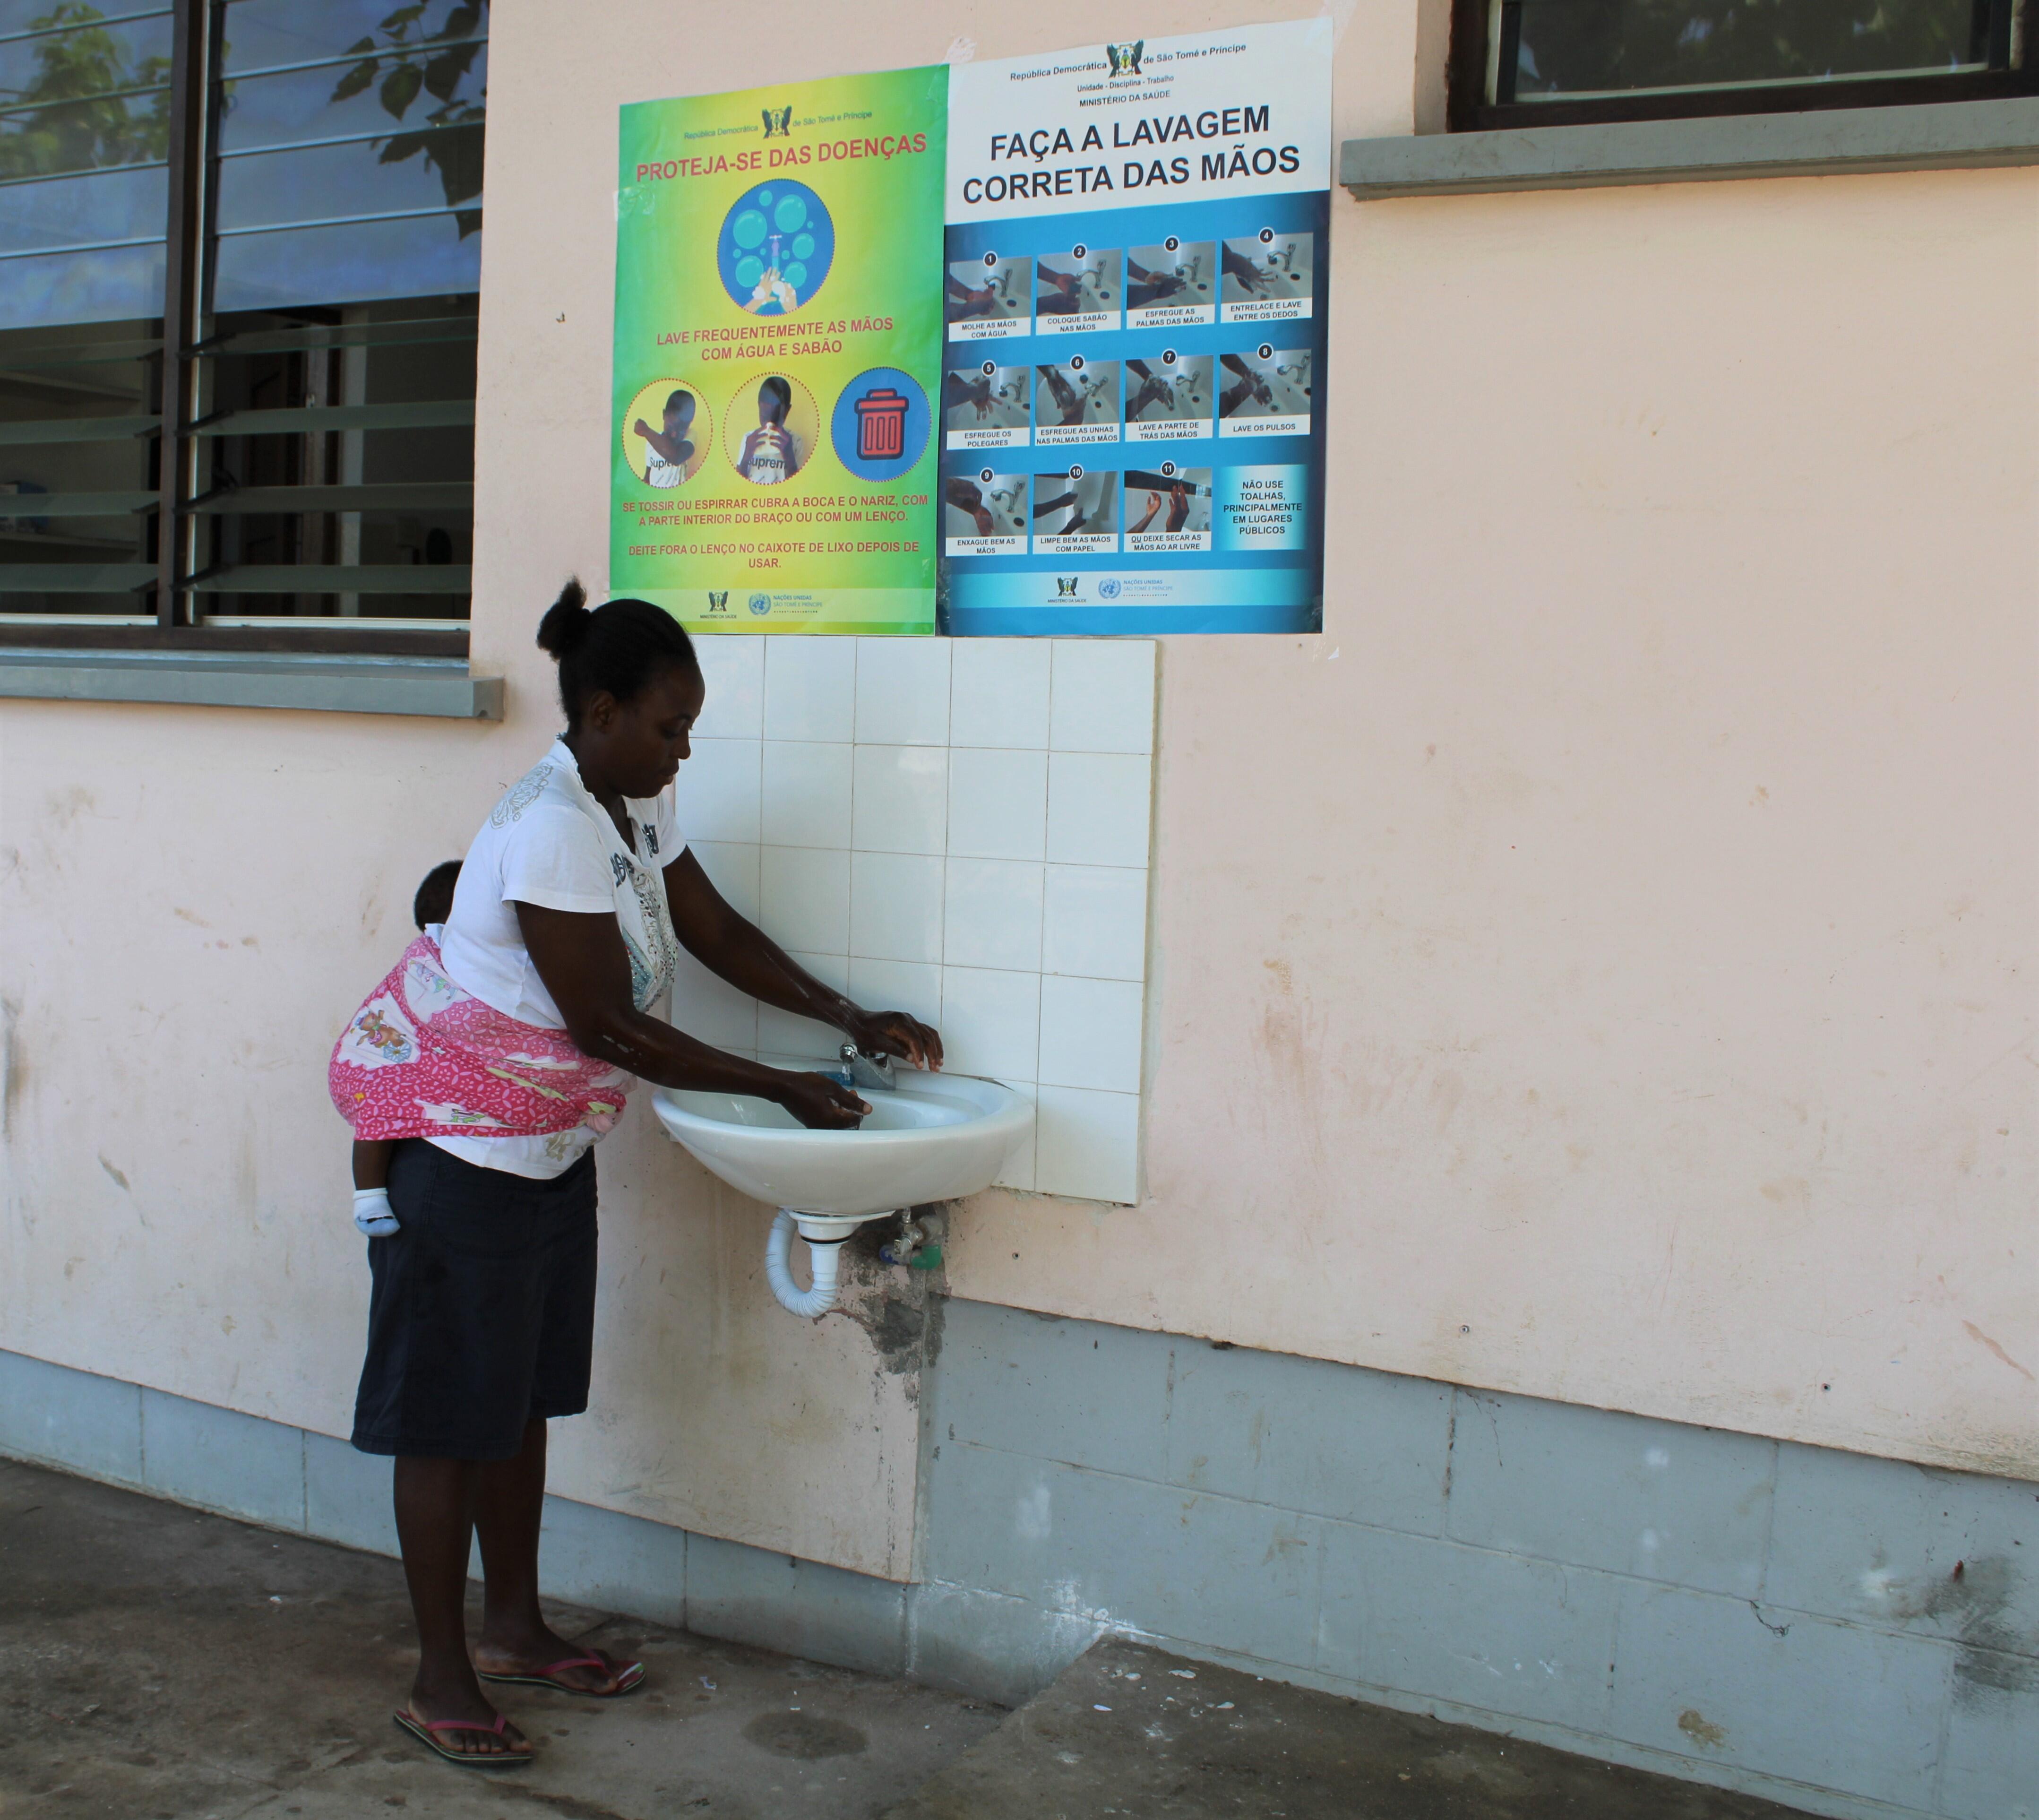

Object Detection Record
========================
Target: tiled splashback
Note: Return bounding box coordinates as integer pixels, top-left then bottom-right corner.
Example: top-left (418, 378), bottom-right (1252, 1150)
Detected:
top-left (674, 635), bottom-right (1155, 1204)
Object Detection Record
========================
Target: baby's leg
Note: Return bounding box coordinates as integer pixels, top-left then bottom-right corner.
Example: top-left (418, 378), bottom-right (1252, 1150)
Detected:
top-left (353, 1139), bottom-right (394, 1190)
top-left (352, 1139), bottom-right (401, 1236)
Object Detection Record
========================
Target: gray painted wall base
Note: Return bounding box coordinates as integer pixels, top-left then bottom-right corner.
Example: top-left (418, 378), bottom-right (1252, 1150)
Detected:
top-left (4, 1317), bottom-right (2032, 1820)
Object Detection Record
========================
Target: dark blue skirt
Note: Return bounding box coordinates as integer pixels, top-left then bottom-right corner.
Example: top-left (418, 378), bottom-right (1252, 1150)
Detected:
top-left (351, 1139), bottom-right (598, 1461)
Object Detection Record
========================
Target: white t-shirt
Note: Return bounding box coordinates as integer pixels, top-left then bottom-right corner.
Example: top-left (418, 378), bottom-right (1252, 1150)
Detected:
top-left (431, 739), bottom-right (678, 1177)
top-left (645, 441), bottom-right (689, 488)
top-left (744, 428), bottom-right (792, 484)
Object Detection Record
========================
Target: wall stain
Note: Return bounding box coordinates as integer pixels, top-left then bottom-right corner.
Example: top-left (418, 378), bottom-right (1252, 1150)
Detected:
top-left (1677, 1709), bottom-right (1728, 1749)
top-left (1961, 1321), bottom-right (2035, 1384)
top-left (98, 1156), bottom-right (129, 1191)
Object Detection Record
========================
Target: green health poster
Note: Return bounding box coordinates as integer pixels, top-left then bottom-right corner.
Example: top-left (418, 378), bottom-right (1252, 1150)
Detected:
top-left (611, 67), bottom-right (948, 634)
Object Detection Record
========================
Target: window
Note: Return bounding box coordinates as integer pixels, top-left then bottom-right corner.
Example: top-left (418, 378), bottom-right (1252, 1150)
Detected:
top-left (0, 0), bottom-right (485, 655)
top-left (1449, 0), bottom-right (2033, 129)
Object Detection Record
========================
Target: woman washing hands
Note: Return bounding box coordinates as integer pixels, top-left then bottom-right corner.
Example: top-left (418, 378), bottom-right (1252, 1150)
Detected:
top-left (331, 584), bottom-right (938, 1770)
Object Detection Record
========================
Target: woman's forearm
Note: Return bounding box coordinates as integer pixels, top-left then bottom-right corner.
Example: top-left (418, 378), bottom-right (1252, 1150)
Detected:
top-left (699, 916), bottom-right (857, 1032)
top-left (576, 1003), bottom-right (804, 1098)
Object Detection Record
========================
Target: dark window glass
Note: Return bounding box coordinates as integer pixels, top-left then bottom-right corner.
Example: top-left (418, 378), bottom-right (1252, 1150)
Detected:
top-left (1457, 0), bottom-right (2030, 123)
top-left (188, 295), bottom-right (475, 626)
top-left (1505, 0), bottom-right (1993, 102)
top-left (0, 317), bottom-right (161, 618)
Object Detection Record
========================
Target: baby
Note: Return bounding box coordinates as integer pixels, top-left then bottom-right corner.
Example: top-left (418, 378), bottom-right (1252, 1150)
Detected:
top-left (350, 860), bottom-right (463, 1238)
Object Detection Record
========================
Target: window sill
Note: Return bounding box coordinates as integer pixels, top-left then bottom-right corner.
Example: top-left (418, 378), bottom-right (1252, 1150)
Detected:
top-left (0, 648), bottom-right (504, 719)
top-left (1341, 96), bottom-right (2039, 199)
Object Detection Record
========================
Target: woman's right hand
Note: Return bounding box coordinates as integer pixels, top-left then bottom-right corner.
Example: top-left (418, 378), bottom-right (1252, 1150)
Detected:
top-left (774, 1070), bottom-right (870, 1130)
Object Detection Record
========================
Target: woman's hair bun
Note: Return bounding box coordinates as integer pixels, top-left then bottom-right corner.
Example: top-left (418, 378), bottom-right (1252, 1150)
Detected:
top-left (535, 578), bottom-right (592, 660)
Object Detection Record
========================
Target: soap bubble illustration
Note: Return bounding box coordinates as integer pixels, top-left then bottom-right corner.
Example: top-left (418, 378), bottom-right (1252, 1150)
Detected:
top-left (718, 180), bottom-right (835, 316)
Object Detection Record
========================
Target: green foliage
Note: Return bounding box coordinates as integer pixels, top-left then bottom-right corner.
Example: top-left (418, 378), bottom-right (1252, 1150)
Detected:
top-left (329, 0), bottom-right (488, 232)
top-left (0, 2), bottom-right (172, 179)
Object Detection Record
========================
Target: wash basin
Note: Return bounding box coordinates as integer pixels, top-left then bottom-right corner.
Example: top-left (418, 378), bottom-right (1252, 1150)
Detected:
top-left (652, 1068), bottom-right (1031, 1220)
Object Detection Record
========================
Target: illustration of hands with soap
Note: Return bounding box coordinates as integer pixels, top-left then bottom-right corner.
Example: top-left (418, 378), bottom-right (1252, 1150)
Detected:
top-left (1036, 364), bottom-right (1089, 428)
top-left (943, 371), bottom-right (996, 420)
top-left (1220, 353), bottom-right (1274, 416)
top-left (1126, 258), bottom-right (1186, 309)
top-left (1125, 359), bottom-right (1174, 421)
top-left (1036, 261), bottom-right (1089, 316)
top-left (743, 267), bottom-right (799, 313)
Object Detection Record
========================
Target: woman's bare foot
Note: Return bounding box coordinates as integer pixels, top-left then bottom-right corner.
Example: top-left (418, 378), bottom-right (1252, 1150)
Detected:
top-left (402, 1664), bottom-right (531, 1760)
top-left (474, 1622), bottom-right (641, 1695)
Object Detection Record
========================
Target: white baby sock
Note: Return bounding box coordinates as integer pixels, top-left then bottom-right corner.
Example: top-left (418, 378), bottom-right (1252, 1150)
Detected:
top-left (353, 1188), bottom-right (401, 1238)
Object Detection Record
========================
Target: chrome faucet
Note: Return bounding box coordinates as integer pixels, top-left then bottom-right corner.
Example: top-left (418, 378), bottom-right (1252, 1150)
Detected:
top-left (839, 1040), bottom-right (896, 1093)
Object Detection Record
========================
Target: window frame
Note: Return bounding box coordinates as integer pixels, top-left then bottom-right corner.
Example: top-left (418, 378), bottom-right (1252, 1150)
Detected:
top-left (1447, 0), bottom-right (2038, 132)
top-left (1, 0), bottom-right (474, 661)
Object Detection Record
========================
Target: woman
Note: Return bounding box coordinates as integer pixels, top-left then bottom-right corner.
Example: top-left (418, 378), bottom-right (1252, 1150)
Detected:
top-left (339, 582), bottom-right (940, 1767)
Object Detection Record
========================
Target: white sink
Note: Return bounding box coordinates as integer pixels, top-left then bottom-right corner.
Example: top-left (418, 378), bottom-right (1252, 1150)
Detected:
top-left (652, 1068), bottom-right (1031, 1221)
top-left (653, 1068), bottom-right (1032, 1320)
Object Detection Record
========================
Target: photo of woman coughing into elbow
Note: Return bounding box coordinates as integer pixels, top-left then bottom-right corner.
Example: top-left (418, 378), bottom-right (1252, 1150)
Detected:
top-left (329, 583), bottom-right (940, 1769)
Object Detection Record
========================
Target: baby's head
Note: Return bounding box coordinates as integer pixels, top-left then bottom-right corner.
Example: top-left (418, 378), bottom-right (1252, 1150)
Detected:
top-left (663, 389), bottom-right (696, 436)
top-left (413, 860), bottom-right (463, 930)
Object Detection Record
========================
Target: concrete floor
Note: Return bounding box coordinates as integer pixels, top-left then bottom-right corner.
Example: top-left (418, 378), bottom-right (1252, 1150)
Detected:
top-left (0, 1458), bottom-right (999, 1820)
top-left (887, 1638), bottom-right (1815, 1820)
top-left (1, 1457), bottom-right (1819, 1820)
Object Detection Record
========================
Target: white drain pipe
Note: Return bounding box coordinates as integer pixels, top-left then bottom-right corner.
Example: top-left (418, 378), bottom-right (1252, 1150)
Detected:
top-left (766, 1209), bottom-right (845, 1319)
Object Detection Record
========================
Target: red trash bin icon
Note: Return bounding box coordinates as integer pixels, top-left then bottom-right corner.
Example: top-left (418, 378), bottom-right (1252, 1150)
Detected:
top-left (853, 387), bottom-right (909, 461)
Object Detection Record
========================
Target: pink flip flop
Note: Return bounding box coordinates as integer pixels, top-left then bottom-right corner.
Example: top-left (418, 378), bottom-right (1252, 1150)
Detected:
top-left (477, 1650), bottom-right (646, 1697)
top-left (391, 1707), bottom-right (533, 1768)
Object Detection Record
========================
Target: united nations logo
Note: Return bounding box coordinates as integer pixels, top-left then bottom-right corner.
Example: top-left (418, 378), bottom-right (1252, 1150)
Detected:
top-left (748, 592), bottom-right (772, 616)
top-left (1098, 578), bottom-right (1122, 600)
top-left (1106, 40), bottom-right (1143, 76)
top-left (707, 590), bottom-right (729, 613)
top-left (761, 104), bottom-right (792, 138)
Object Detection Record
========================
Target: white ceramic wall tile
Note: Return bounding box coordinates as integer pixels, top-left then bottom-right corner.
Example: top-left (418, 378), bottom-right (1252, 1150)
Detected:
top-left (991, 1083), bottom-right (1036, 1192)
top-left (940, 966), bottom-right (1041, 1081)
top-left (688, 840), bottom-right (761, 922)
top-left (855, 638), bottom-right (951, 746)
top-left (668, 949), bottom-right (759, 1053)
top-left (761, 741), bottom-right (852, 848)
top-left (947, 747), bottom-right (1049, 861)
top-left (851, 745), bottom-right (948, 855)
top-left (950, 639), bottom-right (1051, 749)
top-left (942, 858), bottom-right (1043, 973)
top-left (1049, 639), bottom-right (1155, 754)
top-left (1041, 863), bottom-right (1146, 982)
top-left (759, 845), bottom-right (851, 956)
top-left (757, 949), bottom-right (848, 1059)
top-left (846, 957), bottom-right (942, 1027)
top-left (1045, 751), bottom-right (1151, 868)
top-left (679, 739), bottom-right (760, 843)
top-left (690, 633), bottom-right (764, 738)
top-left (849, 851), bottom-right (946, 964)
top-left (658, 635), bottom-right (1154, 1205)
top-left (763, 637), bottom-right (857, 742)
top-left (1034, 1084), bottom-right (1140, 1203)
top-left (1036, 974), bottom-right (1144, 1094)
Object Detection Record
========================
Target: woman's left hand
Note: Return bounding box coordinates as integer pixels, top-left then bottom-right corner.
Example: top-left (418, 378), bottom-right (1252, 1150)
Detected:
top-left (848, 1008), bottom-right (943, 1071)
